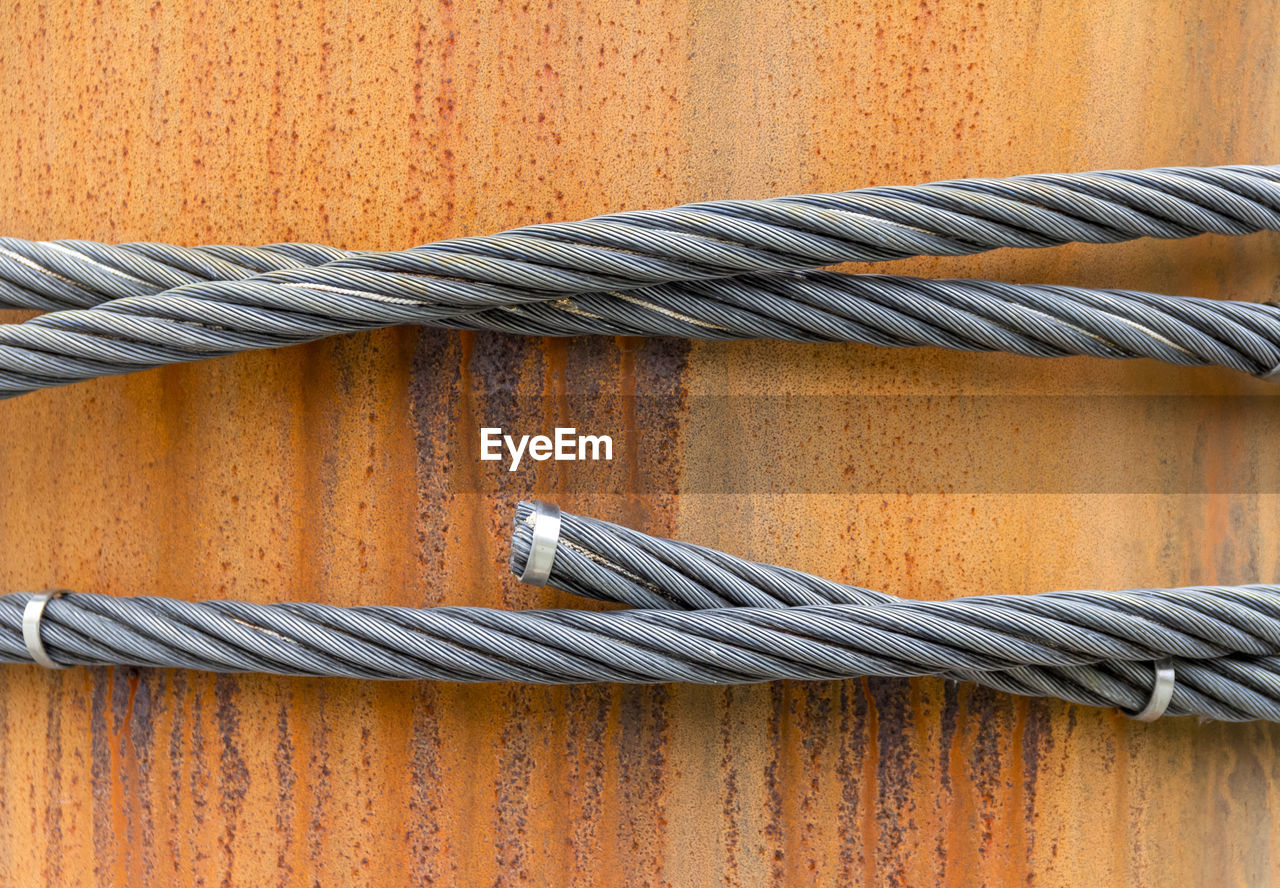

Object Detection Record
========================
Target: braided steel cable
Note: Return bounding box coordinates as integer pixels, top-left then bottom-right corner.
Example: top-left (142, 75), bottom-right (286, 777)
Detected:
top-left (6, 164), bottom-right (1280, 313)
top-left (509, 503), bottom-right (1280, 721)
top-left (1, 164), bottom-right (1280, 396)
top-left (0, 240), bottom-right (352, 312)
top-left (2, 273), bottom-right (1280, 396)
top-left (0, 502), bottom-right (1277, 721)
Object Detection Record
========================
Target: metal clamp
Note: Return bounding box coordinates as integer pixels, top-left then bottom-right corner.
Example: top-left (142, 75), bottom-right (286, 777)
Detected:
top-left (518, 502), bottom-right (562, 586)
top-left (1129, 658), bottom-right (1175, 722)
top-left (23, 590), bottom-right (69, 670)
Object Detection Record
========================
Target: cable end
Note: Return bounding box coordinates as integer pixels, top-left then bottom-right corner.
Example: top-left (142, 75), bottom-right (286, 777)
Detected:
top-left (514, 501), bottom-right (562, 587)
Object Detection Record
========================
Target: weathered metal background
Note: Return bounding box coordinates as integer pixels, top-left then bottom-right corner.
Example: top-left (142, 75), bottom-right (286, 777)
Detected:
top-left (1, 0), bottom-right (1279, 884)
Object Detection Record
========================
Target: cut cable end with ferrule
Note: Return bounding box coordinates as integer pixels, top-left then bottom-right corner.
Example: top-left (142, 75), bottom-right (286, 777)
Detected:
top-left (512, 500), bottom-right (562, 586)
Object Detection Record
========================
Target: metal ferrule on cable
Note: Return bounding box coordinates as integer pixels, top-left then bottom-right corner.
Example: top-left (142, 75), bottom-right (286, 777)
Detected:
top-left (1, 164), bottom-right (1280, 397)
top-left (5, 501), bottom-right (1278, 724)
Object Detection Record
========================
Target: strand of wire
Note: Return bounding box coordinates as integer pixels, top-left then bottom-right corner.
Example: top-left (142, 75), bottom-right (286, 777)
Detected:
top-left (0, 506), bottom-right (1277, 720)
top-left (2, 164), bottom-right (1280, 395)
top-left (5, 165), bottom-right (1280, 314)
top-left (8, 585), bottom-right (1280, 717)
top-left (2, 270), bottom-right (1280, 397)
top-left (509, 503), bottom-right (1280, 721)
top-left (2, 583), bottom-right (1277, 721)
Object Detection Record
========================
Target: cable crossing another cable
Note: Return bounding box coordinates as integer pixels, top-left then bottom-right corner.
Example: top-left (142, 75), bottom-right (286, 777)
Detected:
top-left (4, 501), bottom-right (1280, 723)
top-left (1, 164), bottom-right (1279, 397)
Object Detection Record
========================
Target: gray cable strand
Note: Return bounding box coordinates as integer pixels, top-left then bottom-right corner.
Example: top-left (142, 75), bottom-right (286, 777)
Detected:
top-left (7, 164), bottom-right (1280, 314)
top-left (2, 164), bottom-right (1280, 396)
top-left (1, 272), bottom-right (1279, 396)
top-left (2, 581), bottom-right (1277, 719)
top-left (0, 502), bottom-right (1278, 720)
top-left (508, 503), bottom-right (1280, 721)
top-left (0, 240), bottom-right (352, 311)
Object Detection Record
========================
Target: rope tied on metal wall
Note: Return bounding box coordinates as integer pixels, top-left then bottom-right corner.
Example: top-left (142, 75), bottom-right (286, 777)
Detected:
top-left (5, 501), bottom-right (1280, 723)
top-left (1, 164), bottom-right (1279, 397)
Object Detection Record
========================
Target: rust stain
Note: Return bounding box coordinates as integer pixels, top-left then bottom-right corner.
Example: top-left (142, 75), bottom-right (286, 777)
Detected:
top-left (0, 0), bottom-right (1278, 886)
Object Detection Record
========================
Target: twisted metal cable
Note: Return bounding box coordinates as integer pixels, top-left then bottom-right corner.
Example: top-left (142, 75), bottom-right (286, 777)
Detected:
top-left (0, 502), bottom-right (1278, 721)
top-left (1, 164), bottom-right (1280, 396)
top-left (3, 272), bottom-right (1279, 396)
top-left (6, 164), bottom-right (1280, 313)
top-left (509, 503), bottom-right (1280, 721)
top-left (0, 241), bottom-right (353, 312)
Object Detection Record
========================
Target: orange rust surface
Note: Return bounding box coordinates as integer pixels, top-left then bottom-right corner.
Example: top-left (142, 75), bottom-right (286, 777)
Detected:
top-left (1, 1), bottom-right (1279, 885)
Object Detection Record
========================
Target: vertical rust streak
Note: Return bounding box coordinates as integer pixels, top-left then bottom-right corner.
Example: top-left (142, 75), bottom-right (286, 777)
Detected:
top-left (449, 332), bottom-right (493, 605)
top-left (285, 684), bottom-right (315, 886)
top-left (43, 678), bottom-right (65, 887)
top-left (943, 685), bottom-right (973, 888)
top-left (1006, 700), bottom-right (1030, 887)
top-left (616, 337), bottom-right (650, 528)
top-left (859, 679), bottom-right (880, 888)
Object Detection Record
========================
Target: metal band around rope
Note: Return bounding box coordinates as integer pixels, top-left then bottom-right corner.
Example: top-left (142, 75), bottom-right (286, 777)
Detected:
top-left (1129, 659), bottom-right (1176, 722)
top-left (22, 590), bottom-right (68, 669)
top-left (518, 502), bottom-right (562, 586)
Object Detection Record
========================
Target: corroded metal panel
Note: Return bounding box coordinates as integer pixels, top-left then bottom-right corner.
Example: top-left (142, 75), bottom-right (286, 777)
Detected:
top-left (0, 0), bottom-right (1278, 884)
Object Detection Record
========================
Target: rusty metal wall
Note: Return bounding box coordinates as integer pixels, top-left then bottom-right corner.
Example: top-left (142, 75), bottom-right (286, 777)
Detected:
top-left (0, 0), bottom-right (1279, 884)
